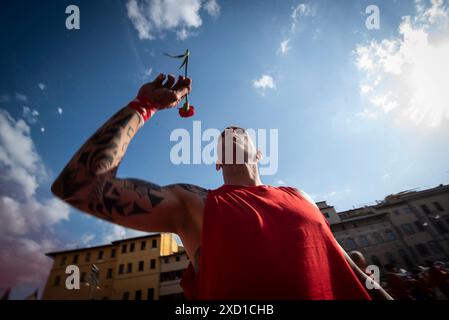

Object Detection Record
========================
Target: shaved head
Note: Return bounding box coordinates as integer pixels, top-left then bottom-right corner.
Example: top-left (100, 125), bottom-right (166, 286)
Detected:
top-left (217, 126), bottom-right (259, 166)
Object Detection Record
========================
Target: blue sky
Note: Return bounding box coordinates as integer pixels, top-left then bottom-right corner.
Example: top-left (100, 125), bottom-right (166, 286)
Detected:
top-left (1, 0), bottom-right (449, 298)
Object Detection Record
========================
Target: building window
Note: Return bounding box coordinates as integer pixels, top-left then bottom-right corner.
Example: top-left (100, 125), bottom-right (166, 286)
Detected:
top-left (428, 241), bottom-right (443, 254)
top-left (370, 232), bottom-right (383, 244)
top-left (150, 259), bottom-right (156, 269)
top-left (135, 290), bottom-right (142, 300)
top-left (393, 210), bottom-right (400, 215)
top-left (127, 263), bottom-right (133, 273)
top-left (81, 272), bottom-right (86, 283)
top-left (434, 221), bottom-right (449, 234)
top-left (176, 256), bottom-right (181, 262)
top-left (85, 252), bottom-right (91, 262)
top-left (106, 268), bottom-right (113, 279)
top-left (323, 212), bottom-right (329, 218)
top-left (414, 221), bottom-right (425, 231)
top-left (60, 256), bottom-right (67, 266)
top-left (110, 248), bottom-right (116, 258)
top-left (404, 207), bottom-right (413, 214)
top-left (434, 202), bottom-right (444, 212)
top-left (139, 261), bottom-right (144, 271)
top-left (72, 254), bottom-right (79, 264)
top-left (53, 275), bottom-right (61, 286)
top-left (345, 238), bottom-right (357, 251)
top-left (415, 244), bottom-right (431, 257)
top-left (147, 288), bottom-right (154, 300)
top-left (358, 235), bottom-right (370, 247)
top-left (118, 264), bottom-right (124, 275)
top-left (122, 292), bottom-right (130, 300)
top-left (161, 270), bottom-right (184, 281)
top-left (141, 241), bottom-right (146, 250)
top-left (384, 229), bottom-right (397, 241)
top-left (98, 250), bottom-right (104, 260)
top-left (401, 223), bottom-right (415, 236)
top-left (164, 257), bottom-right (170, 264)
top-left (130, 243), bottom-right (135, 252)
top-left (122, 244), bottom-right (127, 253)
top-left (152, 239), bottom-right (157, 248)
top-left (421, 204), bottom-right (431, 214)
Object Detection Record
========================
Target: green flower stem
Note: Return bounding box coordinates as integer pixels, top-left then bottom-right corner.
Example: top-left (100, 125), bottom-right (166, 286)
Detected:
top-left (165, 49), bottom-right (190, 110)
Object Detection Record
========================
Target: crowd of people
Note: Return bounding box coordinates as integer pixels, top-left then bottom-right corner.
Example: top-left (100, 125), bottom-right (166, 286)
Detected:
top-left (349, 251), bottom-right (449, 300)
top-left (383, 261), bottom-right (449, 300)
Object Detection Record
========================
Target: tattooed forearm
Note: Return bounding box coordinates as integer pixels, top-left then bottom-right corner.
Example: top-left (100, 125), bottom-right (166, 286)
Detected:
top-left (52, 107), bottom-right (141, 200)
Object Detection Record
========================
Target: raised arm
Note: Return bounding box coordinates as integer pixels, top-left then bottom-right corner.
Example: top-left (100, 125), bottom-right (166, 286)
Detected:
top-left (51, 74), bottom-right (206, 234)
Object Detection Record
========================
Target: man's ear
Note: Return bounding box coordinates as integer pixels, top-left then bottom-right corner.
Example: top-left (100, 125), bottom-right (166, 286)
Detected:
top-left (256, 150), bottom-right (263, 162)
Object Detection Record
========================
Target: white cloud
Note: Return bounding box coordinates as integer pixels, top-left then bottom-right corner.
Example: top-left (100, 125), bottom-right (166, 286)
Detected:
top-left (253, 75), bottom-right (275, 94)
top-left (0, 111), bottom-right (43, 197)
top-left (355, 0), bottom-right (449, 128)
top-left (126, 0), bottom-right (219, 40)
top-left (0, 196), bottom-right (69, 236)
top-left (57, 107), bottom-right (63, 115)
top-left (22, 107), bottom-right (39, 124)
top-left (204, 0), bottom-right (220, 17)
top-left (359, 84), bottom-right (373, 94)
top-left (382, 173), bottom-right (391, 181)
top-left (277, 179), bottom-right (286, 185)
top-left (81, 233), bottom-right (95, 245)
top-left (0, 236), bottom-right (58, 290)
top-left (278, 3), bottom-right (315, 56)
top-left (290, 3), bottom-right (315, 33)
top-left (66, 233), bottom-right (96, 249)
top-left (144, 67), bottom-right (153, 79)
top-left (176, 27), bottom-right (194, 40)
top-left (277, 39), bottom-right (291, 55)
top-left (102, 224), bottom-right (147, 244)
top-left (38, 83), bottom-right (46, 91)
top-left (292, 3), bottom-right (314, 19)
top-left (15, 93), bottom-right (28, 102)
top-left (40, 127), bottom-right (45, 133)
top-left (0, 109), bottom-right (70, 290)
top-left (418, 0), bottom-right (448, 24)
top-left (370, 93), bottom-right (399, 113)
top-left (127, 0), bottom-right (153, 40)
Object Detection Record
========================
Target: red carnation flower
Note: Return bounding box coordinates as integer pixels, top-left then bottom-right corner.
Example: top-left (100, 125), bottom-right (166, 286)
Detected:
top-left (179, 105), bottom-right (195, 118)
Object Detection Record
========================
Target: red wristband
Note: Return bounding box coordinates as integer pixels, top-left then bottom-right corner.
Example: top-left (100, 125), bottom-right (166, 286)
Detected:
top-left (128, 96), bottom-right (158, 122)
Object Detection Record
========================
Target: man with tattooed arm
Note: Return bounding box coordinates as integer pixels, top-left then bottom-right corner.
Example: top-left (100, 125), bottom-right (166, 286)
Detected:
top-left (52, 73), bottom-right (391, 300)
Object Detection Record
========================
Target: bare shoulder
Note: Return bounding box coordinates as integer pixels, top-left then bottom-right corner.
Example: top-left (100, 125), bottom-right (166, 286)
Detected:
top-left (166, 183), bottom-right (207, 261)
top-left (166, 183), bottom-right (208, 227)
top-left (288, 187), bottom-right (318, 208)
top-left (166, 183), bottom-right (208, 202)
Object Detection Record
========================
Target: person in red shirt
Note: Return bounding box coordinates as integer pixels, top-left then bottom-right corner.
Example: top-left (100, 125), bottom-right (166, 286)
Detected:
top-left (52, 73), bottom-right (392, 300)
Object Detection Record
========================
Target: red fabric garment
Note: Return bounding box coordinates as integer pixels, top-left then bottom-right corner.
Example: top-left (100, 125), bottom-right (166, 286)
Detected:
top-left (180, 184), bottom-right (371, 300)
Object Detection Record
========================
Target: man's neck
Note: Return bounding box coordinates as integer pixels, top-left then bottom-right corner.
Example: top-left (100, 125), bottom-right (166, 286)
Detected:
top-left (222, 164), bottom-right (263, 186)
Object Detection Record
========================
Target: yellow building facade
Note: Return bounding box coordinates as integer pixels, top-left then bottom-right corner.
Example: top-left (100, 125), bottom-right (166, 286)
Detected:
top-left (42, 233), bottom-right (182, 300)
